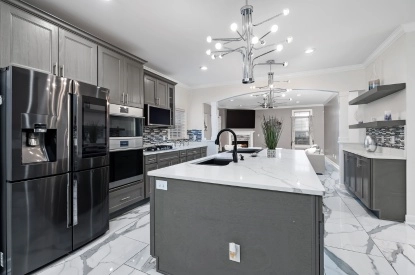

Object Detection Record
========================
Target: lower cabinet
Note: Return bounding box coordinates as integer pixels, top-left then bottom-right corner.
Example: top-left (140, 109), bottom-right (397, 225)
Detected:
top-left (343, 151), bottom-right (406, 221)
top-left (144, 146), bottom-right (208, 198)
top-left (109, 181), bottom-right (145, 214)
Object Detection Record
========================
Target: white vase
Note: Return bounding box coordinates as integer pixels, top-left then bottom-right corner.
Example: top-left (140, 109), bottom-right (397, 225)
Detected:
top-left (267, 149), bottom-right (276, 158)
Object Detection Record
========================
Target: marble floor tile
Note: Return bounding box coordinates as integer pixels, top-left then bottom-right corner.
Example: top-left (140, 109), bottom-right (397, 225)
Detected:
top-left (325, 222), bottom-right (383, 256)
top-left (126, 245), bottom-right (161, 274)
top-left (373, 239), bottom-right (415, 275)
top-left (357, 216), bottom-right (415, 245)
top-left (116, 213), bottom-right (151, 244)
top-left (324, 246), bottom-right (397, 275)
top-left (323, 196), bottom-right (353, 213)
top-left (112, 265), bottom-right (147, 275)
top-left (325, 210), bottom-right (364, 227)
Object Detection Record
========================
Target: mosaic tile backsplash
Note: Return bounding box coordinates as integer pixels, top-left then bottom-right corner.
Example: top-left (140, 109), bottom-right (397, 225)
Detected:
top-left (143, 127), bottom-right (169, 145)
top-left (187, 130), bottom-right (202, 142)
top-left (366, 126), bottom-right (405, 150)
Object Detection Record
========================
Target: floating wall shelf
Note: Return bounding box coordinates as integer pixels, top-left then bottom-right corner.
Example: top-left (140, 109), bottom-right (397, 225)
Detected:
top-left (349, 83), bottom-right (406, 105)
top-left (349, 120), bottom-right (406, 129)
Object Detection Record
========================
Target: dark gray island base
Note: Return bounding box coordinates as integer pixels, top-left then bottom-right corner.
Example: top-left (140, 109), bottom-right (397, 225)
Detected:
top-left (149, 177), bottom-right (324, 275)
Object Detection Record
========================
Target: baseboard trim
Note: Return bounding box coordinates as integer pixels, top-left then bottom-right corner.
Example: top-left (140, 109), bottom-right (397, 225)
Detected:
top-left (325, 156), bottom-right (340, 170)
top-left (405, 215), bottom-right (415, 226)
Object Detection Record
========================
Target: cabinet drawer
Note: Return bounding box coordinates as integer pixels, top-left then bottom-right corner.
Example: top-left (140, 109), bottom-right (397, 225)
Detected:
top-left (109, 181), bottom-right (144, 214)
top-left (194, 154), bottom-right (202, 160)
top-left (187, 148), bottom-right (201, 156)
top-left (145, 155), bottom-right (157, 164)
top-left (179, 150), bottom-right (187, 158)
top-left (180, 158), bottom-right (187, 163)
top-left (158, 160), bottom-right (171, 169)
top-left (157, 151), bottom-right (180, 162)
top-left (201, 147), bottom-right (207, 156)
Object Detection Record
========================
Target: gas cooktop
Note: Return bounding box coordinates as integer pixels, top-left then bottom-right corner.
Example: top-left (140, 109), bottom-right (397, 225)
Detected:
top-left (145, 145), bottom-right (174, 152)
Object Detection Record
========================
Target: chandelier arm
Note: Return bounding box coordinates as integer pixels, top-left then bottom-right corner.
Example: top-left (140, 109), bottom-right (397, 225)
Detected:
top-left (212, 37), bottom-right (242, 42)
top-left (258, 31), bottom-right (271, 41)
top-left (252, 50), bottom-right (277, 63)
top-left (236, 30), bottom-right (246, 41)
top-left (253, 12), bottom-right (284, 27)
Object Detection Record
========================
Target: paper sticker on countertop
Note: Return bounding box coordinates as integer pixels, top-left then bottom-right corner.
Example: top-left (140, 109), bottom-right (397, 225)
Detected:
top-left (156, 180), bottom-right (168, 190)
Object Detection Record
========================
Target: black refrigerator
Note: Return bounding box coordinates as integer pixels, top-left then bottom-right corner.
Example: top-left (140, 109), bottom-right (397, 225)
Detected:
top-left (0, 66), bottom-right (110, 275)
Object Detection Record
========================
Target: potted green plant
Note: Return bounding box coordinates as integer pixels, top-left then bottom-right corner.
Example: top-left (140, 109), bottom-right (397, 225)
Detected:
top-left (261, 115), bottom-right (283, 158)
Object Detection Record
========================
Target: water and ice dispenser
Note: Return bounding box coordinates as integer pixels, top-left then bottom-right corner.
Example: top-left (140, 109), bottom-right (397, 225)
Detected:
top-left (21, 123), bottom-right (57, 164)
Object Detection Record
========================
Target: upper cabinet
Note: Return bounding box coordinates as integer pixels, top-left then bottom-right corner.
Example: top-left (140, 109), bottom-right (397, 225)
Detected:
top-left (0, 3), bottom-right (58, 73)
top-left (144, 74), bottom-right (157, 105)
top-left (98, 46), bottom-right (124, 105)
top-left (156, 80), bottom-right (169, 108)
top-left (59, 30), bottom-right (98, 85)
top-left (98, 46), bottom-right (145, 108)
top-left (124, 58), bottom-right (144, 108)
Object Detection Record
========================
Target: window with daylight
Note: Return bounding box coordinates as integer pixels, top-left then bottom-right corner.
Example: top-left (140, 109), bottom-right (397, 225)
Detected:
top-left (170, 108), bottom-right (186, 139)
top-left (292, 109), bottom-right (313, 148)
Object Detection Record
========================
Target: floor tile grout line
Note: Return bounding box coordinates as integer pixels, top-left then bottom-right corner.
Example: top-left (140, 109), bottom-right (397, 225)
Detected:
top-left (325, 245), bottom-right (386, 258)
top-left (324, 165), bottom-right (400, 274)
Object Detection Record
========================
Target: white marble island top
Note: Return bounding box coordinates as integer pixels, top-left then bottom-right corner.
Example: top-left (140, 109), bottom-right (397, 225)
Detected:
top-left (148, 149), bottom-right (325, 196)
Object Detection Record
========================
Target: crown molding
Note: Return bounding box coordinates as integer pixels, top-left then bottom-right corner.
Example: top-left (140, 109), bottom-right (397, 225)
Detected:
top-left (363, 25), bottom-right (406, 67)
top-left (322, 92), bottom-right (338, 105)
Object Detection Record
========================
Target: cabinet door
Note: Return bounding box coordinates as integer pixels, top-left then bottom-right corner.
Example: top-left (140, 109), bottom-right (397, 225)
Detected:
top-left (171, 158), bottom-right (180, 166)
top-left (144, 74), bottom-right (157, 105)
top-left (344, 152), bottom-right (350, 188)
top-left (145, 163), bottom-right (158, 198)
top-left (124, 58), bottom-right (144, 108)
top-left (355, 158), bottom-right (363, 199)
top-left (349, 155), bottom-right (357, 193)
top-left (0, 3), bottom-right (58, 73)
top-left (168, 84), bottom-right (175, 127)
top-left (157, 160), bottom-right (171, 169)
top-left (59, 29), bottom-right (97, 84)
top-left (359, 157), bottom-right (372, 208)
top-left (98, 46), bottom-right (124, 105)
top-left (156, 80), bottom-right (169, 108)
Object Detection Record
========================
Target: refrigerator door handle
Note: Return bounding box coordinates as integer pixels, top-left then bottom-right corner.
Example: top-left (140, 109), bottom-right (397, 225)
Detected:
top-left (73, 178), bottom-right (78, 226)
top-left (66, 181), bottom-right (72, 228)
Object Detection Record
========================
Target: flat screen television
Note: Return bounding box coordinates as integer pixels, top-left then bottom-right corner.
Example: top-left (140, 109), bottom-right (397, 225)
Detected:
top-left (226, 109), bottom-right (255, 129)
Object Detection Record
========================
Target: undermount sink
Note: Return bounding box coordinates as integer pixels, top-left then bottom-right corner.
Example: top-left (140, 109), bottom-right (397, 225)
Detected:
top-left (196, 158), bottom-right (233, 166)
top-left (227, 148), bottom-right (263, 154)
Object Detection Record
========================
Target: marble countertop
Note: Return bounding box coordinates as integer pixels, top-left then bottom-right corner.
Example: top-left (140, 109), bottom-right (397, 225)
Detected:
top-left (343, 148), bottom-right (406, 160)
top-left (148, 149), bottom-right (325, 196)
top-left (143, 143), bottom-right (208, 156)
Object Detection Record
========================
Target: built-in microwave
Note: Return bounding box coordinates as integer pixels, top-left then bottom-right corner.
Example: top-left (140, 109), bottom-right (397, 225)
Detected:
top-left (144, 104), bottom-right (171, 127)
top-left (109, 104), bottom-right (144, 151)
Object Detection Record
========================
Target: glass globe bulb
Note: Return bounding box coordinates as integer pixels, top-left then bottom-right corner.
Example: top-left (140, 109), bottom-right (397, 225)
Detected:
top-left (283, 62), bottom-right (288, 67)
top-left (211, 54), bottom-right (216, 60)
top-left (276, 44), bottom-right (284, 52)
top-left (286, 36), bottom-right (293, 43)
top-left (230, 23), bottom-right (238, 32)
top-left (215, 43), bottom-right (222, 50)
top-left (219, 54), bottom-right (223, 59)
top-left (282, 93), bottom-right (286, 97)
top-left (283, 9), bottom-right (290, 16)
top-left (207, 36), bottom-right (212, 43)
top-left (206, 49), bottom-right (211, 55)
top-left (251, 36), bottom-right (259, 45)
top-left (269, 84), bottom-right (274, 88)
top-left (271, 25), bottom-right (279, 33)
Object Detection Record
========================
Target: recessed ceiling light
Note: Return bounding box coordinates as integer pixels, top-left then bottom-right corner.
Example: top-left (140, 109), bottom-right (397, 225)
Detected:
top-left (286, 89), bottom-right (292, 92)
top-left (230, 99), bottom-right (234, 101)
top-left (305, 48), bottom-right (315, 54)
top-left (297, 94), bottom-right (301, 97)
top-left (296, 101), bottom-right (300, 104)
top-left (281, 93), bottom-right (286, 97)
top-left (200, 66), bottom-right (208, 71)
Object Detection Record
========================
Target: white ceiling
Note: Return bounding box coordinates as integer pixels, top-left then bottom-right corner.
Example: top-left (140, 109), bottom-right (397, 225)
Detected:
top-left (24, 0), bottom-right (415, 87)
top-left (218, 89), bottom-right (335, 109)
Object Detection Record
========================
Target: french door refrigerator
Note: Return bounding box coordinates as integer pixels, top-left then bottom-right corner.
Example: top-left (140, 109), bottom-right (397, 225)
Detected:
top-left (0, 66), bottom-right (110, 275)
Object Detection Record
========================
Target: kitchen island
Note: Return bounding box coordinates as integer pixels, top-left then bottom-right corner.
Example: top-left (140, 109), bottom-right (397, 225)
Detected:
top-left (148, 149), bottom-right (325, 275)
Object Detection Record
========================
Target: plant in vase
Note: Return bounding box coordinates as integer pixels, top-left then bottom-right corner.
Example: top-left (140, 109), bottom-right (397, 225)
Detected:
top-left (261, 115), bottom-right (283, 158)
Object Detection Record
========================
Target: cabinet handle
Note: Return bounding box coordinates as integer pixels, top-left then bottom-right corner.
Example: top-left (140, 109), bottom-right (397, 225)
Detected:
top-left (73, 179), bottom-right (78, 226)
top-left (121, 196), bottom-right (131, 201)
top-left (60, 65), bottom-right (65, 77)
top-left (53, 63), bottom-right (58, 75)
top-left (122, 93), bottom-right (125, 104)
top-left (66, 182), bottom-right (71, 228)
top-left (126, 93), bottom-right (129, 104)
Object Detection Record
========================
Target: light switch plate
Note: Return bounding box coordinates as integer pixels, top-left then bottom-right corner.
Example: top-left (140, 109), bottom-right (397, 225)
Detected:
top-left (156, 180), bottom-right (168, 191)
top-left (229, 243), bottom-right (240, 263)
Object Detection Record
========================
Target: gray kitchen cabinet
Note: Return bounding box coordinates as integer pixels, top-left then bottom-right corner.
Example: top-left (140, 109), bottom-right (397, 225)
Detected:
top-left (145, 162), bottom-right (158, 198)
top-left (98, 46), bottom-right (124, 105)
top-left (124, 57), bottom-right (144, 108)
top-left (59, 29), bottom-right (97, 84)
top-left (157, 160), bottom-right (171, 169)
top-left (168, 84), bottom-right (175, 127)
top-left (343, 151), bottom-right (406, 221)
top-left (156, 80), bottom-right (169, 108)
top-left (109, 181), bottom-right (145, 214)
top-left (0, 3), bottom-right (58, 73)
top-left (144, 74), bottom-right (157, 105)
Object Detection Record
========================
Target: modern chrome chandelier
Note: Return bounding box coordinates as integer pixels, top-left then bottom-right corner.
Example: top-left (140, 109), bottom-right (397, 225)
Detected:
top-left (205, 0), bottom-right (292, 84)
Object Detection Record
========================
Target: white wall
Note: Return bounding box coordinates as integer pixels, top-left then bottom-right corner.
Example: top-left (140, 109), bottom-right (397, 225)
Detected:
top-left (175, 85), bottom-right (191, 134)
